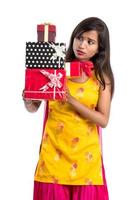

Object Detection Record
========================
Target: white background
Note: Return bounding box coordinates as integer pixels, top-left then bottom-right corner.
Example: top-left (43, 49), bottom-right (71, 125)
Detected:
top-left (0, 0), bottom-right (134, 199)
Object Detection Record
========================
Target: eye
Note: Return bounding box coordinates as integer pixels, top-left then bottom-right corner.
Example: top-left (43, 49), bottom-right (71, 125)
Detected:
top-left (76, 36), bottom-right (83, 41)
top-left (88, 40), bottom-right (95, 45)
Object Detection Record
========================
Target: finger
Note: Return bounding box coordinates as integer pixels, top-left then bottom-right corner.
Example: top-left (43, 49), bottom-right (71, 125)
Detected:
top-left (22, 89), bottom-right (25, 96)
top-left (22, 89), bottom-right (26, 100)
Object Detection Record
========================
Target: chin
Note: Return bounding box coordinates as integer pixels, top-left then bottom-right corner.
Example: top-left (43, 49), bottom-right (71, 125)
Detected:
top-left (78, 58), bottom-right (89, 61)
top-left (75, 56), bottom-right (88, 61)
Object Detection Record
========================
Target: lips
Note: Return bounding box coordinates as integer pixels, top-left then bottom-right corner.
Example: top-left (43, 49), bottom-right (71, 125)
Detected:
top-left (76, 50), bottom-right (85, 56)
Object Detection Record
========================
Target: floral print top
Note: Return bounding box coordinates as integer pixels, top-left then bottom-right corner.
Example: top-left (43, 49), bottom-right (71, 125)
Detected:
top-left (34, 73), bottom-right (103, 185)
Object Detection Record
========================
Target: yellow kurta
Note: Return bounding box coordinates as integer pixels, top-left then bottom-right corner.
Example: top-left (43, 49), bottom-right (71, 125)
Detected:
top-left (34, 74), bottom-right (103, 185)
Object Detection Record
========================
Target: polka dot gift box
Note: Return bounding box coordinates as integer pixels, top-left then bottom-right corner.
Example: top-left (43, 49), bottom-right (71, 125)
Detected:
top-left (25, 42), bottom-right (65, 69)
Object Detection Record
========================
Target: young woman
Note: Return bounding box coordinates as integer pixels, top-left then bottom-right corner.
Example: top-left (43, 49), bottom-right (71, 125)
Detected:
top-left (24, 17), bottom-right (114, 200)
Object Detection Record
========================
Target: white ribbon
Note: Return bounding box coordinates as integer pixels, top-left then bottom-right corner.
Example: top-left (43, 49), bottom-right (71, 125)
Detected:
top-left (65, 62), bottom-right (71, 76)
top-left (44, 24), bottom-right (49, 42)
top-left (49, 43), bottom-right (65, 68)
top-left (39, 70), bottom-right (63, 99)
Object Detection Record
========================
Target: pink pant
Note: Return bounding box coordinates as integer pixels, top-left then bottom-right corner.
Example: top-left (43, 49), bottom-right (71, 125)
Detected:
top-left (33, 163), bottom-right (109, 200)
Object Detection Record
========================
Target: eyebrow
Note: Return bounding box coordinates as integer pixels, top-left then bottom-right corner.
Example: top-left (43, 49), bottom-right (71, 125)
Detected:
top-left (77, 34), bottom-right (97, 43)
top-left (87, 38), bottom-right (97, 42)
top-left (81, 35), bottom-right (97, 42)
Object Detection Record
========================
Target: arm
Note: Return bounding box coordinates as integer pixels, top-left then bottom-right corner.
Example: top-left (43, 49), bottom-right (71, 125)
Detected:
top-left (66, 76), bottom-right (111, 128)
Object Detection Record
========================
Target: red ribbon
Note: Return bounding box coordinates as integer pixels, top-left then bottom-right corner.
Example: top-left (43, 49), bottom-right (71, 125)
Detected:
top-left (73, 60), bottom-right (94, 77)
top-left (80, 61), bottom-right (94, 77)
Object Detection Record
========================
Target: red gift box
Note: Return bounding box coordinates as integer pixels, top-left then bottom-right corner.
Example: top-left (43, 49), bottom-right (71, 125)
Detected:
top-left (65, 62), bottom-right (81, 77)
top-left (37, 23), bottom-right (56, 42)
top-left (24, 69), bottom-right (66, 100)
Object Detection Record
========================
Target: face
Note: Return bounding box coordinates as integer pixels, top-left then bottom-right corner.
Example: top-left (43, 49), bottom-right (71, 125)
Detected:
top-left (73, 30), bottom-right (99, 61)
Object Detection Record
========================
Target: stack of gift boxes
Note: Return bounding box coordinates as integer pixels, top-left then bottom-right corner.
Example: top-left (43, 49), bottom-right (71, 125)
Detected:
top-left (24, 23), bottom-right (81, 100)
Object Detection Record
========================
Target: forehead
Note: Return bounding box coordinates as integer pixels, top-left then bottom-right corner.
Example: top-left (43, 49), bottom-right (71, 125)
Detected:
top-left (81, 30), bottom-right (98, 41)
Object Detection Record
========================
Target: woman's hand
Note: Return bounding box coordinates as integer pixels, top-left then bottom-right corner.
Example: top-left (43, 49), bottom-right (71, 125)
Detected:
top-left (22, 89), bottom-right (32, 104)
top-left (65, 87), bottom-right (75, 104)
top-left (22, 89), bottom-right (42, 112)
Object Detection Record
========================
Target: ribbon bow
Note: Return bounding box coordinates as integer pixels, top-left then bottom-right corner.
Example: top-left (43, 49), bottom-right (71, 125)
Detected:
top-left (80, 61), bottom-right (94, 77)
top-left (39, 70), bottom-right (63, 99)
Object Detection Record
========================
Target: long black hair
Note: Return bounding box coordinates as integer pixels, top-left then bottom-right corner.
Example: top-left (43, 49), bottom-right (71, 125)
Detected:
top-left (66, 17), bottom-right (114, 98)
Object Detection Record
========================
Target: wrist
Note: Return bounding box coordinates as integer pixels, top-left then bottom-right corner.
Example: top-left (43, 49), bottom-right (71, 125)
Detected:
top-left (68, 95), bottom-right (76, 104)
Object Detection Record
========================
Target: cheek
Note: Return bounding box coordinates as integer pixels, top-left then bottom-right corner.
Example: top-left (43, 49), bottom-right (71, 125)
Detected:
top-left (72, 41), bottom-right (75, 51)
top-left (91, 46), bottom-right (98, 55)
top-left (87, 47), bottom-right (98, 58)
top-left (73, 39), bottom-right (78, 50)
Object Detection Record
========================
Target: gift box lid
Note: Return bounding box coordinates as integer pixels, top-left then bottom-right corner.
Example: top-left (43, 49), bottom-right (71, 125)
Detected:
top-left (37, 24), bottom-right (56, 32)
